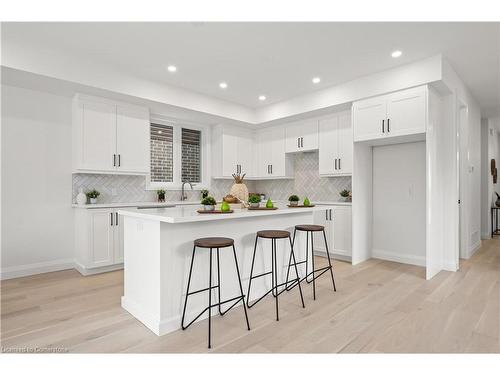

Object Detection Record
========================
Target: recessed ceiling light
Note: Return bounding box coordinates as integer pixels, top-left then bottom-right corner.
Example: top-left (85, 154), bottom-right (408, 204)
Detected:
top-left (391, 50), bottom-right (402, 58)
top-left (219, 82), bottom-right (228, 89)
top-left (258, 95), bottom-right (266, 101)
top-left (312, 77), bottom-right (321, 84)
top-left (167, 65), bottom-right (177, 72)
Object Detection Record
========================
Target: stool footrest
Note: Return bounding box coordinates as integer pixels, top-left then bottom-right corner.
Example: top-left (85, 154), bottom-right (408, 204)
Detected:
top-left (182, 295), bottom-right (245, 330)
top-left (186, 284), bottom-right (220, 296)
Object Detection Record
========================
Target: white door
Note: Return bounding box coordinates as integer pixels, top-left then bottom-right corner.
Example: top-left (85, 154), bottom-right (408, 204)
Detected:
top-left (256, 129), bottom-right (273, 177)
top-left (79, 100), bottom-right (117, 171)
top-left (386, 86), bottom-right (427, 138)
top-left (222, 130), bottom-right (238, 177)
top-left (270, 127), bottom-right (286, 176)
top-left (353, 96), bottom-right (386, 142)
top-left (285, 122), bottom-right (300, 153)
top-left (318, 116), bottom-right (338, 175)
top-left (237, 130), bottom-right (254, 176)
top-left (89, 209), bottom-right (115, 268)
top-left (300, 118), bottom-right (319, 151)
top-left (337, 112), bottom-right (353, 175)
top-left (331, 207), bottom-right (352, 257)
top-left (114, 211), bottom-right (124, 264)
top-left (116, 105), bottom-right (150, 173)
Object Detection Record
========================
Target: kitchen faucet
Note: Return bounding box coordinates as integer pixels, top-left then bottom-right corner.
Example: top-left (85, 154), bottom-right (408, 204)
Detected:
top-left (181, 181), bottom-right (194, 201)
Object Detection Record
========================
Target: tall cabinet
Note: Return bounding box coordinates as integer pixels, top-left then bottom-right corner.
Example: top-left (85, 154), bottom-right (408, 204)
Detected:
top-left (212, 125), bottom-right (254, 177)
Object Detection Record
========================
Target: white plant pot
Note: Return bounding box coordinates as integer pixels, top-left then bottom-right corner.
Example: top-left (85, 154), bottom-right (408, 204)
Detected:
top-left (289, 201), bottom-right (298, 206)
top-left (90, 198), bottom-right (97, 204)
top-left (203, 205), bottom-right (215, 211)
top-left (250, 202), bottom-right (260, 208)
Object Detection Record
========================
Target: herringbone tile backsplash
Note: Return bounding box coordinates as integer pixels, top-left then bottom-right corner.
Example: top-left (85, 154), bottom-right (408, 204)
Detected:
top-left (255, 152), bottom-right (351, 201)
top-left (72, 151), bottom-right (350, 204)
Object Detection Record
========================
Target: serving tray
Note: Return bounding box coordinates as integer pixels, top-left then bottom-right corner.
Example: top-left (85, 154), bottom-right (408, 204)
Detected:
top-left (287, 205), bottom-right (316, 208)
top-left (197, 210), bottom-right (234, 214)
top-left (247, 207), bottom-right (279, 210)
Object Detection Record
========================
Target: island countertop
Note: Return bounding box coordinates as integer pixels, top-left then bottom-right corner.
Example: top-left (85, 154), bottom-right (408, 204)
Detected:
top-left (118, 203), bottom-right (339, 224)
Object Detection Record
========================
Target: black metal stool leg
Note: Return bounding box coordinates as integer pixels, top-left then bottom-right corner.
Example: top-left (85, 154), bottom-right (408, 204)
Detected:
top-left (231, 245), bottom-right (251, 330)
top-left (182, 245), bottom-right (197, 330)
top-left (322, 229), bottom-right (336, 291)
top-left (305, 231), bottom-right (310, 283)
top-left (311, 232), bottom-right (316, 300)
top-left (208, 247), bottom-right (213, 349)
top-left (246, 235), bottom-right (259, 308)
top-left (285, 228), bottom-right (298, 290)
top-left (272, 238), bottom-right (279, 321)
top-left (216, 247), bottom-right (223, 315)
top-left (289, 235), bottom-right (305, 308)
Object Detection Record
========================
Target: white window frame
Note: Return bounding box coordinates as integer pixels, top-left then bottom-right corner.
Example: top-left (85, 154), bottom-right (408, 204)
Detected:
top-left (147, 115), bottom-right (211, 190)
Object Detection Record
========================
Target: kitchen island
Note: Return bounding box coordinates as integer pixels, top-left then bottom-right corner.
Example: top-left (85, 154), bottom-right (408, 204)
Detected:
top-left (118, 203), bottom-right (336, 336)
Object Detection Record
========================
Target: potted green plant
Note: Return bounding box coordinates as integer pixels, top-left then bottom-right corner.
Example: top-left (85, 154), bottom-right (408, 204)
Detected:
top-left (157, 189), bottom-right (166, 202)
top-left (86, 189), bottom-right (100, 204)
top-left (201, 189), bottom-right (209, 199)
top-left (340, 189), bottom-right (351, 202)
top-left (248, 194), bottom-right (261, 208)
top-left (288, 195), bottom-right (300, 206)
top-left (201, 196), bottom-right (216, 211)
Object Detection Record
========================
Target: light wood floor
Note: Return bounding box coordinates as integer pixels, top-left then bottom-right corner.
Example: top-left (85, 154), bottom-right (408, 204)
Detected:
top-left (2, 238), bottom-right (500, 353)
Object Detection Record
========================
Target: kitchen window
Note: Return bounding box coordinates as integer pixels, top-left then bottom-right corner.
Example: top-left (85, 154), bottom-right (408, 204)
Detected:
top-left (148, 117), bottom-right (210, 190)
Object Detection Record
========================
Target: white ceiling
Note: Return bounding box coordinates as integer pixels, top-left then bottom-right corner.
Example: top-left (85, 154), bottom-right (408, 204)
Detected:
top-left (2, 22), bottom-right (499, 116)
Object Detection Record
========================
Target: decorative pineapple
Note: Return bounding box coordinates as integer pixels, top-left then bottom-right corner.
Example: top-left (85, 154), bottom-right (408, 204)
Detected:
top-left (230, 173), bottom-right (249, 202)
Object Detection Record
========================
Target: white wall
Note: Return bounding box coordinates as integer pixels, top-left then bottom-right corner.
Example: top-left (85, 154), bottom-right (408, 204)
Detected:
top-left (372, 142), bottom-right (426, 266)
top-left (483, 116), bottom-right (500, 238)
top-left (1, 85), bottom-right (74, 279)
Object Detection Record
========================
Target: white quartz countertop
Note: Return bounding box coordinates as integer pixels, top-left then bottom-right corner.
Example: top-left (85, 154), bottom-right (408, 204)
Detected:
top-left (118, 203), bottom-right (343, 224)
top-left (73, 200), bottom-right (351, 209)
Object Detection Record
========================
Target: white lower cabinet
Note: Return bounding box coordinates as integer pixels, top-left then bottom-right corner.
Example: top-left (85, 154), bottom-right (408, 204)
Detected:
top-left (74, 208), bottom-right (124, 274)
top-left (313, 206), bottom-right (352, 260)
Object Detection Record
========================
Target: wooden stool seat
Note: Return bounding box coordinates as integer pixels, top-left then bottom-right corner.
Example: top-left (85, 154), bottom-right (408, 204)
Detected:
top-left (194, 237), bottom-right (234, 248)
top-left (257, 230), bottom-right (290, 239)
top-left (295, 224), bottom-right (324, 232)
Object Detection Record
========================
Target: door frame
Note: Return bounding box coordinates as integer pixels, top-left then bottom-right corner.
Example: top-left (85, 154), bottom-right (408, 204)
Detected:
top-left (456, 98), bottom-right (469, 262)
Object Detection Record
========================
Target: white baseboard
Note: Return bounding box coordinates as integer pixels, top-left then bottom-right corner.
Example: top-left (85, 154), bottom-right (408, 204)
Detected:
top-left (372, 249), bottom-right (425, 267)
top-left (121, 296), bottom-right (180, 336)
top-left (74, 261), bottom-right (124, 276)
top-left (0, 258), bottom-right (75, 280)
top-left (314, 248), bottom-right (352, 263)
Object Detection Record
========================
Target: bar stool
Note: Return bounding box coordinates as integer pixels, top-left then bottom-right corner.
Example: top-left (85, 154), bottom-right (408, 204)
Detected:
top-left (246, 230), bottom-right (305, 321)
top-left (285, 225), bottom-right (336, 300)
top-left (181, 237), bottom-right (250, 349)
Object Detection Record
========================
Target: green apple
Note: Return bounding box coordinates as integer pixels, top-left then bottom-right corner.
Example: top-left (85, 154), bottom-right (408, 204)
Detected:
top-left (303, 197), bottom-right (311, 206)
top-left (266, 199), bottom-right (274, 208)
top-left (221, 201), bottom-right (231, 212)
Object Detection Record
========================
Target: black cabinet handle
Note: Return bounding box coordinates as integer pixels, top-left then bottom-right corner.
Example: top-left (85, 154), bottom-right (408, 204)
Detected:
top-left (113, 154), bottom-right (116, 167)
top-left (334, 158), bottom-right (337, 170)
top-left (339, 158), bottom-right (341, 170)
top-left (329, 209), bottom-right (332, 221)
top-left (297, 138), bottom-right (300, 148)
top-left (270, 164), bottom-right (273, 174)
top-left (325, 210), bottom-right (328, 220)
top-left (387, 118), bottom-right (390, 132)
top-left (110, 212), bottom-right (113, 226)
top-left (301, 137), bottom-right (304, 148)
top-left (118, 154), bottom-right (121, 167)
top-left (116, 212), bottom-right (118, 226)
top-left (382, 119), bottom-right (385, 133)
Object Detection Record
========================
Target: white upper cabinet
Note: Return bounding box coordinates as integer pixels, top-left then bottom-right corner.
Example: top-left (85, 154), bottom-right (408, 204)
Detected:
top-left (116, 105), bottom-right (150, 174)
top-left (255, 127), bottom-right (293, 178)
top-left (353, 85), bottom-right (427, 142)
top-left (318, 111), bottom-right (352, 176)
top-left (212, 125), bottom-right (254, 178)
top-left (285, 119), bottom-right (319, 153)
top-left (73, 94), bottom-right (150, 174)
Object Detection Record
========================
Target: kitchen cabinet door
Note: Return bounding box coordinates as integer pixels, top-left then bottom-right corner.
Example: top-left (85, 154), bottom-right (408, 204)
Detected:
top-left (256, 129), bottom-right (273, 177)
top-left (222, 130), bottom-right (239, 177)
top-left (331, 207), bottom-right (352, 257)
top-left (386, 86), bottom-right (427, 138)
top-left (285, 122), bottom-right (300, 153)
top-left (318, 116), bottom-right (338, 175)
top-left (116, 105), bottom-right (150, 174)
top-left (236, 130), bottom-right (254, 176)
top-left (337, 112), bottom-right (353, 175)
top-left (114, 212), bottom-right (124, 264)
top-left (270, 127), bottom-right (286, 176)
top-left (78, 100), bottom-right (117, 172)
top-left (353, 96), bottom-right (386, 142)
top-left (300, 118), bottom-right (319, 151)
top-left (89, 209), bottom-right (115, 268)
